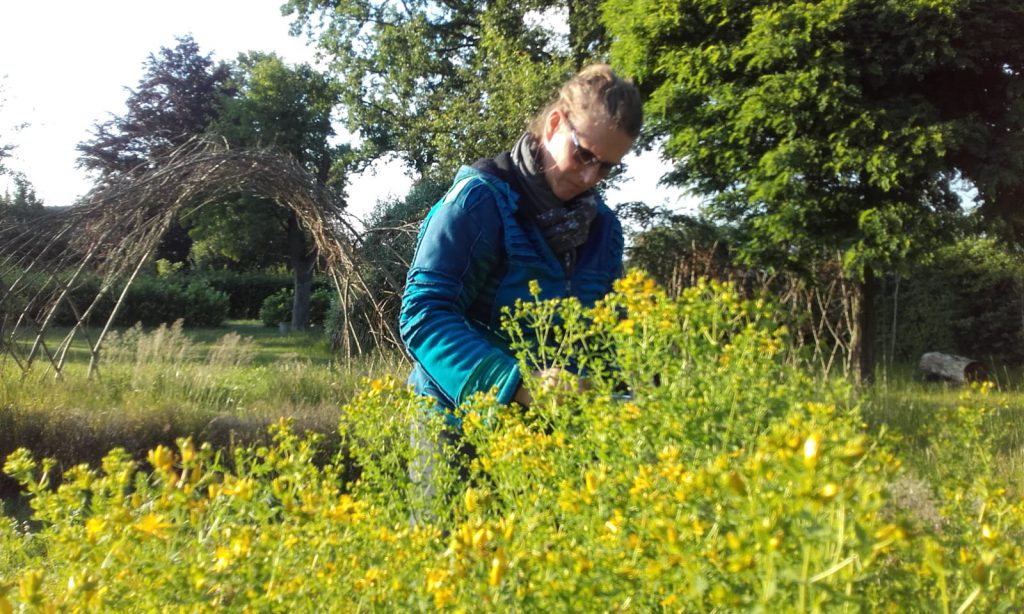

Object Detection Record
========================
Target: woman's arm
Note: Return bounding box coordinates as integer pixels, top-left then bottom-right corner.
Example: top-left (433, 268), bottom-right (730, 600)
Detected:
top-left (399, 180), bottom-right (522, 407)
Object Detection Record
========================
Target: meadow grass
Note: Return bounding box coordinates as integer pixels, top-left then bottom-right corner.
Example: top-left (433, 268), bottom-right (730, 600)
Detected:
top-left (861, 363), bottom-right (1024, 497)
top-left (0, 321), bottom-right (405, 501)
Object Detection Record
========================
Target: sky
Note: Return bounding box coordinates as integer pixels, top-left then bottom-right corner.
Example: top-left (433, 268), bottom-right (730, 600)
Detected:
top-left (0, 0), bottom-right (694, 222)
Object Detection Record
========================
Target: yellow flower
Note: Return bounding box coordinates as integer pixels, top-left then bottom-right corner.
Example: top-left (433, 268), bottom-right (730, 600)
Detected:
top-left (19, 570), bottom-right (44, 606)
top-left (528, 279), bottom-right (541, 297)
top-left (839, 435), bottom-right (868, 461)
top-left (426, 568), bottom-right (456, 608)
top-left (147, 445), bottom-right (176, 474)
top-left (222, 477), bottom-right (254, 501)
top-left (134, 513), bottom-right (172, 539)
top-left (818, 483), bottom-right (840, 501)
top-left (464, 488), bottom-right (479, 513)
top-left (629, 466), bottom-right (652, 499)
top-left (212, 546), bottom-right (234, 572)
top-left (622, 403), bottom-right (642, 421)
top-left (85, 517), bottom-right (106, 543)
top-left (873, 524), bottom-right (906, 549)
top-left (489, 550), bottom-right (507, 587)
top-left (179, 438), bottom-right (197, 464)
top-left (471, 527), bottom-right (492, 550)
top-left (803, 433), bottom-right (821, 466)
top-left (615, 318), bottom-right (635, 335)
top-left (355, 567), bottom-right (383, 591)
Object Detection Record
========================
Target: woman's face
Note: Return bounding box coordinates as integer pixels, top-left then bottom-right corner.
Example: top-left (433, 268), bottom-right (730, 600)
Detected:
top-left (540, 109), bottom-right (635, 201)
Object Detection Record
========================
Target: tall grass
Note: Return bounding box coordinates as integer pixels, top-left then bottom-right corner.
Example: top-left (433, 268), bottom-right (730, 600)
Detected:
top-left (0, 321), bottom-right (405, 490)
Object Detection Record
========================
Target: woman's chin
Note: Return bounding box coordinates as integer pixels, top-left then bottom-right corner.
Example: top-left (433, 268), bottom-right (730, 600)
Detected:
top-left (553, 184), bottom-right (584, 201)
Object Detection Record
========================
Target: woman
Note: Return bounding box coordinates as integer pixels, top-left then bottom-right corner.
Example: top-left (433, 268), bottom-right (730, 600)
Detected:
top-left (400, 64), bottom-right (642, 426)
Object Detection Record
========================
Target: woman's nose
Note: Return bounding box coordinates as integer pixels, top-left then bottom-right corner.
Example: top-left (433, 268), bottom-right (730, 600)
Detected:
top-left (579, 164), bottom-right (601, 185)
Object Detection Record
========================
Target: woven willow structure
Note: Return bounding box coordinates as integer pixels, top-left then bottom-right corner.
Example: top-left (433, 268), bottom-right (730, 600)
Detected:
top-left (0, 138), bottom-right (403, 378)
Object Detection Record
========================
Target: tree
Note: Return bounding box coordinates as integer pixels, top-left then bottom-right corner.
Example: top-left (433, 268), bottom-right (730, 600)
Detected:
top-left (0, 174), bottom-right (45, 219)
top-left (77, 35), bottom-right (233, 178)
top-left (284, 0), bottom-right (608, 181)
top-left (204, 53), bottom-right (345, 329)
top-left (604, 0), bottom-right (1023, 379)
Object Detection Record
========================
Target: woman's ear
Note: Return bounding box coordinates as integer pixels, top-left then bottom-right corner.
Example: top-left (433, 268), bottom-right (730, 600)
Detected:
top-left (543, 109), bottom-right (562, 143)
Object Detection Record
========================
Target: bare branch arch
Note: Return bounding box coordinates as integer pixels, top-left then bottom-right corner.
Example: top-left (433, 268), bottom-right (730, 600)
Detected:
top-left (0, 137), bottom-right (402, 378)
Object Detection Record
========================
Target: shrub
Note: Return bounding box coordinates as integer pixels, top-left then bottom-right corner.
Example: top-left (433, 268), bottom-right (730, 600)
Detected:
top-left (259, 287), bottom-right (333, 328)
top-left (115, 277), bottom-right (229, 328)
top-left (197, 270), bottom-right (291, 319)
top-left (258, 288), bottom-right (292, 327)
top-left (5, 273), bottom-right (229, 328)
top-left (877, 237), bottom-right (1024, 365)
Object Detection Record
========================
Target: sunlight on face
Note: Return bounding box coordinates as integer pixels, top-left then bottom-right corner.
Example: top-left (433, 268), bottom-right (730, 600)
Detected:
top-left (540, 110), bottom-right (635, 201)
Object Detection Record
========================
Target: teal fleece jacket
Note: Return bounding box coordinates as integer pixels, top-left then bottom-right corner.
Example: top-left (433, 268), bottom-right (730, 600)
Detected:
top-left (399, 165), bottom-right (623, 425)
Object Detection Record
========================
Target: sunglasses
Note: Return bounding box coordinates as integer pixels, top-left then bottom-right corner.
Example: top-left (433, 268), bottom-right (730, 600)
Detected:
top-left (564, 117), bottom-right (619, 176)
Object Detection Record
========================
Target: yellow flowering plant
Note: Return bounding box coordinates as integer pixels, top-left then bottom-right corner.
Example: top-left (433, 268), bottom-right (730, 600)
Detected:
top-left (1, 270), bottom-right (1021, 611)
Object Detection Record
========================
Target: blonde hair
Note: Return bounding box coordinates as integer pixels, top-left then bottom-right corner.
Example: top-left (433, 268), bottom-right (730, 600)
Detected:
top-left (528, 64), bottom-right (643, 140)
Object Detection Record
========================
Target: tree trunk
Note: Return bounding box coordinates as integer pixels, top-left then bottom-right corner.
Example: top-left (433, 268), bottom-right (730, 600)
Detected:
top-left (288, 212), bottom-right (315, 330)
top-left (857, 269), bottom-right (880, 384)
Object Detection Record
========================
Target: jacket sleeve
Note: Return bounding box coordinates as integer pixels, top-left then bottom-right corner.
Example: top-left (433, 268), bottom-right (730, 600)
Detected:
top-left (399, 179), bottom-right (522, 408)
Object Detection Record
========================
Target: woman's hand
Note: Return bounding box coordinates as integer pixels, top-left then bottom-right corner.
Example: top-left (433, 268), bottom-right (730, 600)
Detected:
top-left (514, 367), bottom-right (588, 407)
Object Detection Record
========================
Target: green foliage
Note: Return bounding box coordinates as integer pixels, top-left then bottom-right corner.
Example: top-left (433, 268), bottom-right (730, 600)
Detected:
top-left (202, 53), bottom-right (345, 330)
top-left (187, 195), bottom-right (289, 270)
top-left (2, 272), bottom-right (1022, 610)
top-left (284, 0), bottom-right (584, 180)
top-left (0, 174), bottom-right (44, 212)
top-left (114, 277), bottom-right (229, 328)
top-left (259, 288), bottom-right (293, 327)
top-left (198, 52), bottom-right (344, 265)
top-left (602, 0), bottom-right (1022, 273)
top-left (877, 236), bottom-right (1024, 364)
top-left (259, 286), bottom-right (333, 328)
top-left (622, 204), bottom-right (738, 295)
top-left (198, 270), bottom-right (291, 319)
top-left (214, 52), bottom-right (342, 180)
top-left (9, 270), bottom-right (297, 328)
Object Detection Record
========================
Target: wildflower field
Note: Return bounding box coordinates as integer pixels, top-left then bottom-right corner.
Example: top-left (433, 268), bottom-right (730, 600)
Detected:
top-left (1, 272), bottom-right (1022, 612)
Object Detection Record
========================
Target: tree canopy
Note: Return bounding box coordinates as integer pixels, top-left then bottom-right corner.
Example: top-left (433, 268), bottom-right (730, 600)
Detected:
top-left (284, 0), bottom-right (608, 180)
top-left (193, 52), bottom-right (344, 269)
top-left (604, 0), bottom-right (1023, 271)
top-left (77, 35), bottom-right (233, 178)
